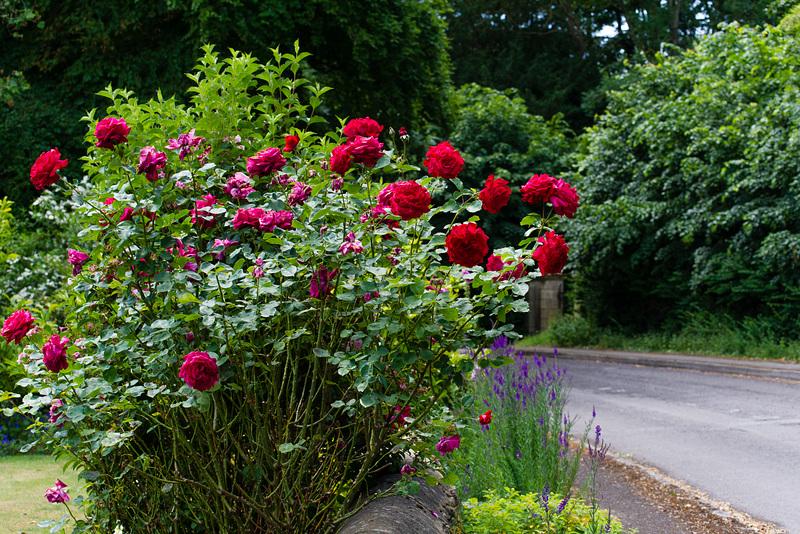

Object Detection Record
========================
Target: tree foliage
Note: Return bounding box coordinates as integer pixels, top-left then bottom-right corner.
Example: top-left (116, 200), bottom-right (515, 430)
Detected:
top-left (568, 23), bottom-right (800, 333)
top-left (0, 0), bottom-right (453, 211)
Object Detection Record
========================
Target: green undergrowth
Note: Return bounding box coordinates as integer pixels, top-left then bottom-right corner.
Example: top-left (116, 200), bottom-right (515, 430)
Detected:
top-left (459, 488), bottom-right (632, 534)
top-left (518, 312), bottom-right (800, 362)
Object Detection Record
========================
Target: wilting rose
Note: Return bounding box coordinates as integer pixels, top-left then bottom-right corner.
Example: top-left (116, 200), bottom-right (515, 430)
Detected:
top-left (223, 172), bottom-right (255, 200)
top-left (343, 117), bottom-right (383, 139)
top-left (166, 129), bottom-right (205, 161)
top-left (67, 249), bottom-right (90, 276)
top-left (283, 134), bottom-right (300, 152)
top-left (521, 174), bottom-right (556, 204)
top-left (137, 146), bottom-right (167, 182)
top-left (436, 434), bottom-right (461, 456)
top-left (423, 141), bottom-right (464, 179)
top-left (330, 144), bottom-right (352, 174)
top-left (1, 309), bottom-right (35, 344)
top-left (550, 178), bottom-right (581, 219)
top-left (389, 181), bottom-right (431, 221)
top-left (532, 231), bottom-right (569, 276)
top-left (30, 148), bottom-right (68, 190)
top-left (400, 464), bottom-right (416, 475)
top-left (94, 117), bottom-right (130, 149)
top-left (445, 222), bottom-right (489, 267)
top-left (45, 480), bottom-right (70, 504)
top-left (339, 231), bottom-right (364, 256)
top-left (246, 148), bottom-right (286, 176)
top-left (310, 266), bottom-right (338, 299)
top-left (43, 334), bottom-right (70, 373)
top-left (479, 174), bottom-right (511, 214)
top-left (287, 181), bottom-right (312, 207)
top-left (347, 136), bottom-right (385, 167)
top-left (179, 351), bottom-right (219, 391)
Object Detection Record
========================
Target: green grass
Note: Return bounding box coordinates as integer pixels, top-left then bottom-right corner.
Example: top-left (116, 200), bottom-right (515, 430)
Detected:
top-left (0, 455), bottom-right (84, 534)
top-left (518, 313), bottom-right (800, 362)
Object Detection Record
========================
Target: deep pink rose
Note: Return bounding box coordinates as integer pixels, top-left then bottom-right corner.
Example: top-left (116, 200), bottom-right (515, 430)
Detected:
top-left (246, 148), bottom-right (286, 176)
top-left (119, 207), bottom-right (156, 223)
top-left (424, 141), bottom-right (464, 179)
top-left (343, 117), bottom-right (383, 140)
top-left (486, 254), bottom-right (526, 281)
top-left (310, 266), bottom-right (338, 299)
top-left (389, 181), bottom-right (431, 221)
top-left (43, 334), bottom-right (70, 373)
top-left (521, 174), bottom-right (556, 204)
top-left (360, 206), bottom-right (400, 230)
top-left (550, 178), bottom-right (581, 219)
top-left (191, 195), bottom-right (219, 229)
top-left (283, 134), bottom-right (300, 152)
top-left (348, 136), bottom-right (385, 167)
top-left (137, 146), bottom-right (167, 182)
top-left (259, 210), bottom-right (294, 233)
top-left (436, 434), bottom-right (461, 456)
top-left (94, 117), bottom-right (130, 149)
top-left (67, 249), bottom-right (90, 276)
top-left (48, 398), bottom-right (65, 425)
top-left (30, 148), bottom-right (68, 190)
top-left (479, 174), bottom-right (511, 214)
top-left (400, 464), bottom-right (416, 475)
top-left (446, 222), bottom-right (489, 267)
top-left (287, 181), bottom-right (312, 207)
top-left (179, 351), bottom-right (219, 391)
top-left (532, 231), bottom-right (569, 276)
top-left (45, 480), bottom-right (69, 504)
top-left (212, 238), bottom-right (239, 260)
top-left (223, 172), bottom-right (255, 200)
top-left (1, 309), bottom-right (35, 344)
top-left (166, 129), bottom-right (205, 161)
top-left (330, 144), bottom-right (352, 174)
top-left (232, 208), bottom-right (266, 230)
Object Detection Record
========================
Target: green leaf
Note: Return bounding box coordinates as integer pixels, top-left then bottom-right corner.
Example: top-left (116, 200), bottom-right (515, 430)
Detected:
top-left (359, 392), bottom-right (379, 407)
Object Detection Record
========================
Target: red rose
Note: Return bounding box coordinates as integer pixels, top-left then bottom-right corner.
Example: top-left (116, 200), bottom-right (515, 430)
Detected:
top-left (233, 207), bottom-right (266, 230)
top-left (550, 179), bottom-right (581, 219)
top-left (137, 146), bottom-right (167, 182)
top-left (424, 141), bottom-right (464, 179)
top-left (532, 231), bottom-right (569, 275)
top-left (259, 210), bottom-right (294, 232)
top-left (521, 174), bottom-right (556, 204)
top-left (377, 182), bottom-right (397, 209)
top-left (43, 334), bottom-right (70, 373)
top-left (478, 410), bottom-right (492, 425)
top-left (179, 351), bottom-right (219, 391)
top-left (246, 148), bottom-right (286, 176)
top-left (330, 144), bottom-right (352, 174)
top-left (94, 117), bottom-right (131, 149)
top-left (1, 309), bottom-right (35, 344)
top-left (446, 222), bottom-right (489, 267)
top-left (283, 134), bottom-right (300, 152)
top-left (30, 148), bottom-right (68, 190)
top-left (343, 117), bottom-right (383, 140)
top-left (389, 181), bottom-right (431, 221)
top-left (479, 175), bottom-right (511, 214)
top-left (191, 195), bottom-right (219, 229)
top-left (348, 136), bottom-right (385, 167)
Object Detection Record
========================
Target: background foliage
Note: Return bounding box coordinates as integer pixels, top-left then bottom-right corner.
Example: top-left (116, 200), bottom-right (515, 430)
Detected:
top-left (567, 23), bottom-right (800, 335)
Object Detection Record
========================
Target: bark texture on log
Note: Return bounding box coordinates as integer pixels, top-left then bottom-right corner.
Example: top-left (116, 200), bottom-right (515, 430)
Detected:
top-left (338, 475), bottom-right (458, 534)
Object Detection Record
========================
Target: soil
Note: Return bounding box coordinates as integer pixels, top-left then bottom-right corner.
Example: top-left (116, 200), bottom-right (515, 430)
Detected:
top-left (582, 452), bottom-right (788, 534)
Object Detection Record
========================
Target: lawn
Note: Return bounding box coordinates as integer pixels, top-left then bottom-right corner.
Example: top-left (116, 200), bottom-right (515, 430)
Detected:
top-left (0, 455), bottom-right (83, 534)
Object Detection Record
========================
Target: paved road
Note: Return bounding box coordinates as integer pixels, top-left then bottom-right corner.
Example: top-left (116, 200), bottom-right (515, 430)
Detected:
top-left (525, 349), bottom-right (800, 533)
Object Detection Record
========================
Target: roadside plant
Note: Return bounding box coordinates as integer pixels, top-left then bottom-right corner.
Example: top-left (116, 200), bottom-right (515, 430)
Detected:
top-left (447, 337), bottom-right (588, 501)
top-left (1, 43), bottom-right (580, 533)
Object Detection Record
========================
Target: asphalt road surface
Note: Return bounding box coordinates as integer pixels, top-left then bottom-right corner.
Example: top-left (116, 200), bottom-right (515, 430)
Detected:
top-left (551, 354), bottom-right (800, 533)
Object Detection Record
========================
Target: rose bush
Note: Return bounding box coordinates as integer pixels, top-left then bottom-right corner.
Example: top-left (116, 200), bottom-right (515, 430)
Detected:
top-left (1, 44), bottom-right (578, 534)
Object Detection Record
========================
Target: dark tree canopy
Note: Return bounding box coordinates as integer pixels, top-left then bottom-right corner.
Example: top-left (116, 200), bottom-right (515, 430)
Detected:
top-left (0, 0), bottom-right (453, 209)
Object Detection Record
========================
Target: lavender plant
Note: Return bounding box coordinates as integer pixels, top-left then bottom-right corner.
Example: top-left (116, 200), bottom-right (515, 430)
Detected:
top-left (449, 337), bottom-right (589, 500)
